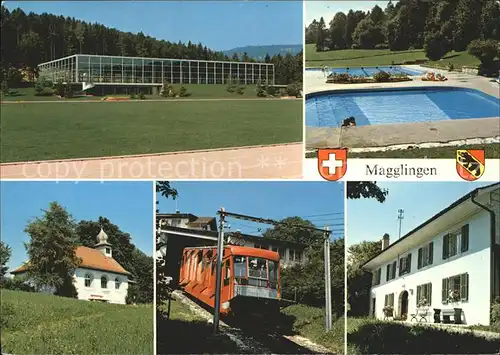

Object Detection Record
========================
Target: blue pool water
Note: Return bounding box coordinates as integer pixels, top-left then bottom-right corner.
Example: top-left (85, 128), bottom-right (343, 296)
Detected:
top-left (305, 66), bottom-right (423, 77)
top-left (306, 87), bottom-right (500, 127)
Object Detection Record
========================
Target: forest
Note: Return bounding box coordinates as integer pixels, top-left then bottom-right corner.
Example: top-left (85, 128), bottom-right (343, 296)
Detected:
top-left (0, 5), bottom-right (302, 86)
top-left (306, 0), bottom-right (499, 65)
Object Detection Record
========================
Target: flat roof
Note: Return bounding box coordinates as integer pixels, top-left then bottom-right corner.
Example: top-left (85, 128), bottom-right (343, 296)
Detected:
top-left (38, 54), bottom-right (274, 67)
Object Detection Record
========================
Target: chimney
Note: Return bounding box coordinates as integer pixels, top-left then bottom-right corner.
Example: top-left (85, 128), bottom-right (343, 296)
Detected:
top-left (381, 233), bottom-right (390, 251)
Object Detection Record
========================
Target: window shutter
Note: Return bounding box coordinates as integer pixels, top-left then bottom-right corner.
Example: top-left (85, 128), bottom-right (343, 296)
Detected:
top-left (378, 269), bottom-right (381, 284)
top-left (385, 294), bottom-right (388, 306)
top-left (429, 242), bottom-right (434, 265)
top-left (386, 264), bottom-right (390, 281)
top-left (392, 261), bottom-right (397, 279)
top-left (442, 278), bottom-right (448, 304)
top-left (442, 234), bottom-right (449, 259)
top-left (460, 273), bottom-right (469, 301)
top-left (416, 285), bottom-right (421, 305)
top-left (429, 283), bottom-right (432, 306)
top-left (418, 248), bottom-right (422, 269)
top-left (407, 253), bottom-right (411, 273)
top-left (461, 224), bottom-right (469, 252)
top-left (399, 258), bottom-right (403, 276)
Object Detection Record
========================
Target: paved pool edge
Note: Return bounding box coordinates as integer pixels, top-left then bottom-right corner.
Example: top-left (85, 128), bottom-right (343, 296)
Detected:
top-left (306, 117), bottom-right (500, 149)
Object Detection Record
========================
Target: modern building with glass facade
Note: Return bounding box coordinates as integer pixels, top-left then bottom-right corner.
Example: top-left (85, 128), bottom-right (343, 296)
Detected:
top-left (37, 54), bottom-right (275, 95)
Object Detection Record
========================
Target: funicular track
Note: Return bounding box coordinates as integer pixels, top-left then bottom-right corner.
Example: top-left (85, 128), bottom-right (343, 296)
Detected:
top-left (171, 290), bottom-right (334, 354)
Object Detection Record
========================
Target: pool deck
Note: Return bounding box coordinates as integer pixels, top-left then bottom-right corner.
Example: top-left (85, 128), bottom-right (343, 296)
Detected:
top-left (305, 65), bottom-right (500, 150)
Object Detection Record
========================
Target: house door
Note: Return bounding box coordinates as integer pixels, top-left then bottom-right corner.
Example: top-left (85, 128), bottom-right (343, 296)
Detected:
top-left (371, 298), bottom-right (376, 317)
top-left (400, 291), bottom-right (409, 319)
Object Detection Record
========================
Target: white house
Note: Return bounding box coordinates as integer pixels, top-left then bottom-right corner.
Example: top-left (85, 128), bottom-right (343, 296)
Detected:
top-left (362, 183), bottom-right (500, 326)
top-left (12, 228), bottom-right (131, 304)
top-left (156, 212), bottom-right (217, 231)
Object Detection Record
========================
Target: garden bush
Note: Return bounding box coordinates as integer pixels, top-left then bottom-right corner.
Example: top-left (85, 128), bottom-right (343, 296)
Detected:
top-left (236, 86), bottom-right (245, 95)
top-left (139, 92), bottom-right (146, 100)
top-left (375, 43), bottom-right (389, 49)
top-left (373, 70), bottom-right (391, 82)
top-left (179, 85), bottom-right (191, 97)
top-left (491, 297), bottom-right (500, 325)
top-left (468, 39), bottom-right (499, 74)
top-left (286, 82), bottom-right (302, 97)
top-left (34, 77), bottom-right (54, 96)
top-left (424, 32), bottom-right (451, 61)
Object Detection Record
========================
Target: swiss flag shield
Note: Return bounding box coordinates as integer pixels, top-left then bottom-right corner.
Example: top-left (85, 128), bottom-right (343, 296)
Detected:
top-left (317, 149), bottom-right (348, 181)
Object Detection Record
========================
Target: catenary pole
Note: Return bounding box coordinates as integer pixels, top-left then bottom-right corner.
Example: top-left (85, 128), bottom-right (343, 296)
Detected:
top-left (213, 207), bottom-right (225, 334)
top-left (324, 227), bottom-right (332, 331)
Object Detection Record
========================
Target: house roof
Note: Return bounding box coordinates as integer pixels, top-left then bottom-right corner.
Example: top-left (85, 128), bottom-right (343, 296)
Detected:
top-left (157, 213), bottom-right (197, 220)
top-left (362, 182), bottom-right (499, 270)
top-left (11, 246), bottom-right (131, 276)
top-left (186, 217), bottom-right (216, 228)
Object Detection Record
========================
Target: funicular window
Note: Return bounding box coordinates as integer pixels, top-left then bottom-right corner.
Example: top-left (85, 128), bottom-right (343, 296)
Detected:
top-left (248, 257), bottom-right (268, 287)
top-left (224, 260), bottom-right (231, 286)
top-left (268, 261), bottom-right (278, 289)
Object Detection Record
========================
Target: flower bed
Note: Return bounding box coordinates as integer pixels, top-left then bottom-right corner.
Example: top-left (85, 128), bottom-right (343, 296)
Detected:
top-left (326, 71), bottom-right (412, 84)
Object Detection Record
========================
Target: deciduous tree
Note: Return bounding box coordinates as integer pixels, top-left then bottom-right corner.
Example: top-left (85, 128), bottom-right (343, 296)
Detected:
top-left (24, 202), bottom-right (80, 298)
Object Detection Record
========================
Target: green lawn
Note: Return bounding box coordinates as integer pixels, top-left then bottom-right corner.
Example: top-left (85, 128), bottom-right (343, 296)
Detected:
top-left (281, 304), bottom-right (345, 354)
top-left (347, 317), bottom-right (500, 354)
top-left (1, 289), bottom-right (153, 355)
top-left (305, 44), bottom-right (480, 69)
top-left (306, 144), bottom-right (500, 159)
top-left (1, 84), bottom-right (275, 102)
top-left (0, 100), bottom-right (302, 162)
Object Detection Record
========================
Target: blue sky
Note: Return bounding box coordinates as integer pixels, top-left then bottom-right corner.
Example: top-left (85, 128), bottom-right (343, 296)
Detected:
top-left (306, 1), bottom-right (392, 25)
top-left (157, 181), bottom-right (345, 240)
top-left (346, 182), bottom-right (493, 247)
top-left (1, 181), bottom-right (154, 272)
top-left (4, 1), bottom-right (303, 51)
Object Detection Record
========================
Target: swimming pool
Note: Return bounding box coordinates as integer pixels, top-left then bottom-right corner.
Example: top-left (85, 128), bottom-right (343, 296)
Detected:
top-left (306, 87), bottom-right (500, 127)
top-left (305, 66), bottom-right (423, 77)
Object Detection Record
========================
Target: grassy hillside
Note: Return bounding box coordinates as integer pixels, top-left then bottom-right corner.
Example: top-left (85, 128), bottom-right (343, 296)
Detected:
top-left (281, 304), bottom-right (345, 353)
top-left (1, 289), bottom-right (153, 354)
top-left (305, 44), bottom-right (480, 69)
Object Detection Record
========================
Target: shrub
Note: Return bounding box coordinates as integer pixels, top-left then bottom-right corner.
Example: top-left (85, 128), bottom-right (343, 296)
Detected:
top-left (424, 32), bottom-right (451, 61)
top-left (139, 92), bottom-right (146, 100)
top-left (129, 93), bottom-right (137, 99)
top-left (468, 39), bottom-right (499, 74)
top-left (375, 43), bottom-right (389, 49)
top-left (34, 77), bottom-right (54, 96)
top-left (35, 87), bottom-right (54, 96)
top-left (162, 81), bottom-right (173, 97)
top-left (286, 82), bottom-right (302, 97)
top-left (1, 80), bottom-right (9, 95)
top-left (179, 85), bottom-right (191, 97)
top-left (256, 86), bottom-right (266, 97)
top-left (447, 63), bottom-right (454, 72)
top-left (373, 71), bottom-right (391, 82)
top-left (492, 300), bottom-right (500, 325)
top-left (351, 44), bottom-right (360, 49)
top-left (236, 86), bottom-right (245, 95)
